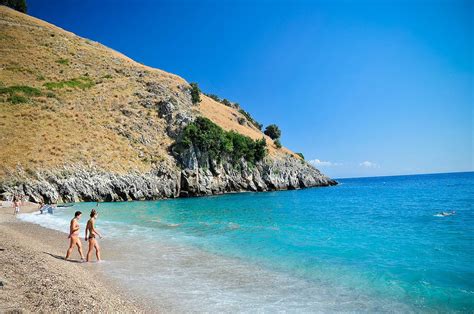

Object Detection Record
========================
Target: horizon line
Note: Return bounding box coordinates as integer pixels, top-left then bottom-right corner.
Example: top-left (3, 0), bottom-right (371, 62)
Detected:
top-left (334, 170), bottom-right (474, 180)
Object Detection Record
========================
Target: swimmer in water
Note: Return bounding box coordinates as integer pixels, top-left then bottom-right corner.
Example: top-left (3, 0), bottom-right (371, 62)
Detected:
top-left (85, 209), bottom-right (102, 262)
top-left (436, 211), bottom-right (456, 217)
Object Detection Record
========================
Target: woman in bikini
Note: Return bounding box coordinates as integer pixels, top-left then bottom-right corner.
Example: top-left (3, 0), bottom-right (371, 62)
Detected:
top-left (65, 211), bottom-right (85, 261)
top-left (12, 195), bottom-right (20, 215)
top-left (85, 209), bottom-right (102, 262)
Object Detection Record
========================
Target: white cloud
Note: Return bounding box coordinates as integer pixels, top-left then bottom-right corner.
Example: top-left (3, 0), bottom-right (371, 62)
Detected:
top-left (309, 159), bottom-right (342, 167)
top-left (359, 161), bottom-right (379, 168)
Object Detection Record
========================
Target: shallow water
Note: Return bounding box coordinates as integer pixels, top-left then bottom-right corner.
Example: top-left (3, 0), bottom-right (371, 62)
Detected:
top-left (20, 172), bottom-right (474, 312)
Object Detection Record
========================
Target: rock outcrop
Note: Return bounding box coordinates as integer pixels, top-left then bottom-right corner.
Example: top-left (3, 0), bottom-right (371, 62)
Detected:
top-left (178, 145), bottom-right (336, 197)
top-left (0, 155), bottom-right (336, 203)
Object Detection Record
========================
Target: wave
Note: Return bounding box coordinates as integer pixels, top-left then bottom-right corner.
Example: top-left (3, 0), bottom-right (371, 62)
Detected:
top-left (18, 211), bottom-right (70, 234)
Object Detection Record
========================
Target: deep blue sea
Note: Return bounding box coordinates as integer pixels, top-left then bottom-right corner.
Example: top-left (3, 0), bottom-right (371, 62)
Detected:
top-left (20, 172), bottom-right (474, 312)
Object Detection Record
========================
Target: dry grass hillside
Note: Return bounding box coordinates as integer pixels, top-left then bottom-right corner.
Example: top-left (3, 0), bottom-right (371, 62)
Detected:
top-left (0, 6), bottom-right (297, 178)
top-left (198, 95), bottom-right (295, 156)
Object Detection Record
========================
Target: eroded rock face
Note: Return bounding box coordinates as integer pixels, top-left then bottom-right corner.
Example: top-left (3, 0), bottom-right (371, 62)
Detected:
top-left (177, 146), bottom-right (337, 198)
top-left (140, 82), bottom-right (196, 139)
top-left (0, 152), bottom-right (336, 203)
top-left (0, 165), bottom-right (181, 203)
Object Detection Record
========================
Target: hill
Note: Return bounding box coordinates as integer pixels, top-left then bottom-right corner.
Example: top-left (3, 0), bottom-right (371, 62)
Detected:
top-left (0, 6), bottom-right (336, 202)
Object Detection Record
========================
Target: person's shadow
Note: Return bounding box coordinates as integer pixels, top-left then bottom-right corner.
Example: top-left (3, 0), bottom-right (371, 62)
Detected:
top-left (44, 252), bottom-right (83, 263)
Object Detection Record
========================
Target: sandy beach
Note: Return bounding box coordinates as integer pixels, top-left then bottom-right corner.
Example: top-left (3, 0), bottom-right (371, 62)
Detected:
top-left (0, 201), bottom-right (145, 312)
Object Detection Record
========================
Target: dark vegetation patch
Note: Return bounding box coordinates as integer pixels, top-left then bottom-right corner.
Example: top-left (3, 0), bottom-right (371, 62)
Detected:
top-left (7, 94), bottom-right (28, 104)
top-left (264, 124), bottom-right (281, 140)
top-left (190, 82), bottom-right (201, 104)
top-left (238, 109), bottom-right (263, 130)
top-left (274, 138), bottom-right (282, 149)
top-left (0, 85), bottom-right (41, 96)
top-left (0, 0), bottom-right (27, 13)
top-left (0, 85), bottom-right (42, 104)
top-left (205, 93), bottom-right (221, 102)
top-left (175, 117), bottom-right (267, 165)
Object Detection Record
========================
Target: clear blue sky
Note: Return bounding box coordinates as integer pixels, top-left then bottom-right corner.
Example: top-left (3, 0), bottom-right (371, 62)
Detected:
top-left (27, 0), bottom-right (472, 178)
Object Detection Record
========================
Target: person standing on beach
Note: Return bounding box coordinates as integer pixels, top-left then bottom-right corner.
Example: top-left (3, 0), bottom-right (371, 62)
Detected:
top-left (12, 195), bottom-right (20, 215)
top-left (85, 209), bottom-right (102, 262)
top-left (65, 211), bottom-right (86, 261)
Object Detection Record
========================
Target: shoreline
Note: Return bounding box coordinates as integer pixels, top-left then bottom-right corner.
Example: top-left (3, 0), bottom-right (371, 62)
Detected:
top-left (0, 202), bottom-right (148, 312)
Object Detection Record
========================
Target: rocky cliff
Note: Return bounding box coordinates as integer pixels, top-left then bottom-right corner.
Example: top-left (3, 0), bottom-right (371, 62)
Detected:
top-left (0, 6), bottom-right (336, 203)
top-left (2, 154), bottom-right (335, 203)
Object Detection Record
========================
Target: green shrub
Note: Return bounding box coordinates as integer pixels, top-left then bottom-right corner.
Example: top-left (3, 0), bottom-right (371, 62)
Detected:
top-left (238, 109), bottom-right (263, 130)
top-left (274, 139), bottom-right (282, 149)
top-left (221, 99), bottom-right (232, 107)
top-left (189, 82), bottom-right (201, 104)
top-left (56, 58), bottom-right (69, 65)
top-left (296, 152), bottom-right (305, 160)
top-left (0, 0), bottom-right (27, 13)
top-left (7, 94), bottom-right (28, 104)
top-left (205, 93), bottom-right (221, 102)
top-left (264, 124), bottom-right (281, 139)
top-left (253, 137), bottom-right (267, 161)
top-left (0, 85), bottom-right (41, 104)
top-left (44, 76), bottom-right (95, 90)
top-left (102, 74), bottom-right (113, 79)
top-left (204, 93), bottom-right (238, 108)
top-left (237, 117), bottom-right (246, 125)
top-left (0, 85), bottom-right (41, 96)
top-left (175, 117), bottom-right (267, 165)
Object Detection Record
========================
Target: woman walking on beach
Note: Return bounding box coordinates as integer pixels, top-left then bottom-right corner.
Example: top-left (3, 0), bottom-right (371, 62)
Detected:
top-left (85, 209), bottom-right (102, 262)
top-left (65, 211), bottom-right (86, 261)
top-left (12, 195), bottom-right (20, 215)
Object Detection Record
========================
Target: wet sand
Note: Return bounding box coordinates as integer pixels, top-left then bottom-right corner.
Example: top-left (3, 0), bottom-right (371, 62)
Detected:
top-left (0, 201), bottom-right (147, 312)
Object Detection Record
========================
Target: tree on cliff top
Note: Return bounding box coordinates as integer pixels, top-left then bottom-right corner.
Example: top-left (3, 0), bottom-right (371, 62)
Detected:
top-left (190, 82), bottom-right (201, 104)
top-left (264, 124), bottom-right (281, 140)
top-left (1, 0), bottom-right (27, 13)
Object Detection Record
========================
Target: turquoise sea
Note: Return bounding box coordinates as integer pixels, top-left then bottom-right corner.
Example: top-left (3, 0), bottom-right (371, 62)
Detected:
top-left (20, 172), bottom-right (474, 312)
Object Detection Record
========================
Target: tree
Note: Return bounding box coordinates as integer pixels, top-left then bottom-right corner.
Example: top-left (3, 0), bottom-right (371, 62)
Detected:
top-left (189, 82), bottom-right (201, 104)
top-left (264, 124), bottom-right (281, 140)
top-left (221, 99), bottom-right (232, 107)
top-left (0, 0), bottom-right (27, 13)
top-left (175, 117), bottom-right (267, 165)
top-left (239, 109), bottom-right (262, 130)
top-left (274, 138), bottom-right (282, 149)
top-left (296, 152), bottom-right (304, 160)
top-left (206, 94), bottom-right (221, 102)
top-left (254, 138), bottom-right (267, 161)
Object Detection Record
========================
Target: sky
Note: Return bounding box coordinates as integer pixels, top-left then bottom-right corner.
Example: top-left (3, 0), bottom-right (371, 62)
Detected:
top-left (27, 0), bottom-right (472, 178)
